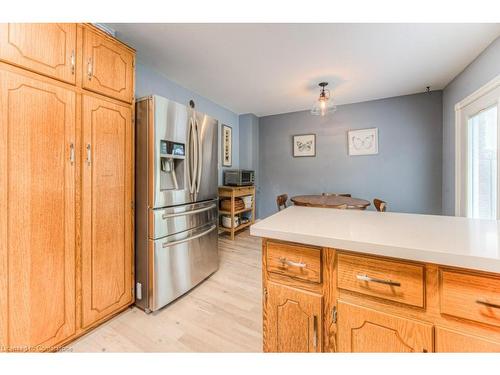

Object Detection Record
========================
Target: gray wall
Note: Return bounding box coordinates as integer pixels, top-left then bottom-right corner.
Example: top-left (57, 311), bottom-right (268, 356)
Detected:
top-left (239, 113), bottom-right (260, 171)
top-left (239, 113), bottom-right (260, 216)
top-left (442, 37), bottom-right (500, 215)
top-left (135, 61), bottom-right (240, 184)
top-left (258, 92), bottom-right (443, 218)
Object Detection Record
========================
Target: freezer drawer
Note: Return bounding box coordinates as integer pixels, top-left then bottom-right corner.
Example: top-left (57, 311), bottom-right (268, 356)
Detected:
top-left (149, 199), bottom-right (218, 239)
top-left (149, 222), bottom-right (218, 311)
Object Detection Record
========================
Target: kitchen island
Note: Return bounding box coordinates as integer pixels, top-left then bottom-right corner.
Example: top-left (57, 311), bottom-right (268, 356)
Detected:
top-left (250, 206), bottom-right (500, 352)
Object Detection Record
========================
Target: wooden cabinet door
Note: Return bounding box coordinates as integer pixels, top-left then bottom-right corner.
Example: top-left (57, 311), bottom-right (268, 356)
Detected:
top-left (82, 28), bottom-right (134, 103)
top-left (436, 327), bottom-right (500, 352)
top-left (337, 301), bottom-right (433, 352)
top-left (0, 69), bottom-right (76, 351)
top-left (81, 94), bottom-right (133, 328)
top-left (0, 24), bottom-right (77, 84)
top-left (264, 283), bottom-right (322, 352)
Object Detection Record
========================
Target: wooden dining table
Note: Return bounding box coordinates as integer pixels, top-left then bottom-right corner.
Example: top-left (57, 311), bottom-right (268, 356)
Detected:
top-left (291, 195), bottom-right (371, 210)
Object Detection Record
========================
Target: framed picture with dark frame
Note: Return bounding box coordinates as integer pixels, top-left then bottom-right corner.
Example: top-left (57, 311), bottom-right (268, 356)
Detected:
top-left (222, 124), bottom-right (232, 166)
top-left (293, 133), bottom-right (316, 157)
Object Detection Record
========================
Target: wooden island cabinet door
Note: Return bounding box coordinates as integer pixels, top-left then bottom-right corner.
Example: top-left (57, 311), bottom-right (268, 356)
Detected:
top-left (81, 94), bottom-right (133, 328)
top-left (435, 327), bottom-right (500, 352)
top-left (82, 28), bottom-right (134, 103)
top-left (264, 283), bottom-right (322, 352)
top-left (337, 301), bottom-right (433, 352)
top-left (0, 69), bottom-right (76, 351)
top-left (0, 23), bottom-right (77, 84)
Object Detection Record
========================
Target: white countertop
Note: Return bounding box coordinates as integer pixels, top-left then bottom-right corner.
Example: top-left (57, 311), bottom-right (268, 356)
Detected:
top-left (250, 206), bottom-right (500, 273)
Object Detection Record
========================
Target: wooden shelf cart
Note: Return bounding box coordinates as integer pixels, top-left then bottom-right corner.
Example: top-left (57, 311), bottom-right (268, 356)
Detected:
top-left (218, 186), bottom-right (256, 240)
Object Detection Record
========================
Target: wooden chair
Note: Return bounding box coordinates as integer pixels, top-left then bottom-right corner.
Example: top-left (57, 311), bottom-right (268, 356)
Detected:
top-left (322, 193), bottom-right (352, 197)
top-left (373, 198), bottom-right (387, 212)
top-left (277, 194), bottom-right (288, 211)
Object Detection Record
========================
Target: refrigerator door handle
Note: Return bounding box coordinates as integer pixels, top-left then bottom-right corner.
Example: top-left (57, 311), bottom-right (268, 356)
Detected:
top-left (196, 117), bottom-right (203, 194)
top-left (187, 117), bottom-right (197, 195)
top-left (191, 116), bottom-right (199, 195)
top-left (161, 203), bottom-right (217, 219)
top-left (186, 117), bottom-right (192, 193)
top-left (161, 224), bottom-right (217, 248)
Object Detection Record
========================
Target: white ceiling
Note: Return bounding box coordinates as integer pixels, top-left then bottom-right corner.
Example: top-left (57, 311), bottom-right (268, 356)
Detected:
top-left (109, 23), bottom-right (500, 117)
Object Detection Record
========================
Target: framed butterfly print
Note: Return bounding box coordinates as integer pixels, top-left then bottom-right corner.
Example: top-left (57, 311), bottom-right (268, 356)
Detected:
top-left (293, 134), bottom-right (316, 157)
top-left (348, 128), bottom-right (378, 156)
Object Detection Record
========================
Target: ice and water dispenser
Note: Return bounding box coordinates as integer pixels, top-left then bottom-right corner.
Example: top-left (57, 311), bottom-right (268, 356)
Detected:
top-left (159, 140), bottom-right (185, 191)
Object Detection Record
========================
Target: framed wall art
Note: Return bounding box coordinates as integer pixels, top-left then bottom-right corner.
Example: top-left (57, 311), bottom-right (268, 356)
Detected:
top-left (222, 124), bottom-right (232, 166)
top-left (293, 134), bottom-right (316, 157)
top-left (348, 128), bottom-right (378, 156)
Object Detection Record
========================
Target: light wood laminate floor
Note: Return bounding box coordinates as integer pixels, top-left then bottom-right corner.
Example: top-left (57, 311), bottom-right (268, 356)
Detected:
top-left (65, 230), bottom-right (262, 352)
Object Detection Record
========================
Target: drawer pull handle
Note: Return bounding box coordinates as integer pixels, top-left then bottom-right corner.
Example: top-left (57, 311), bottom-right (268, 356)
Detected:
top-left (161, 224), bottom-right (216, 248)
top-left (476, 300), bottom-right (500, 309)
top-left (356, 274), bottom-right (401, 287)
top-left (279, 257), bottom-right (306, 268)
top-left (161, 204), bottom-right (216, 219)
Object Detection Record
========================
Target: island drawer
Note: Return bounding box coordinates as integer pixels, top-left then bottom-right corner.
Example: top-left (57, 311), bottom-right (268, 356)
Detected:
top-left (266, 241), bottom-right (321, 283)
top-left (440, 269), bottom-right (500, 327)
top-left (337, 253), bottom-right (425, 308)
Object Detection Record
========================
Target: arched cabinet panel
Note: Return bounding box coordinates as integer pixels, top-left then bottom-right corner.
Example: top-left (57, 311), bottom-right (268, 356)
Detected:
top-left (81, 94), bottom-right (133, 328)
top-left (0, 69), bottom-right (76, 351)
top-left (264, 283), bottom-right (322, 352)
top-left (0, 23), bottom-right (77, 84)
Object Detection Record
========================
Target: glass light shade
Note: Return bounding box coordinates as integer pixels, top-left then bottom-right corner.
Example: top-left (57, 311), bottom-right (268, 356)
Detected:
top-left (311, 96), bottom-right (337, 116)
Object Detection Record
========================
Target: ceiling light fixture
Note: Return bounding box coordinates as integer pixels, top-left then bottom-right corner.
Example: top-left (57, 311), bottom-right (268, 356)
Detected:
top-left (311, 82), bottom-right (337, 116)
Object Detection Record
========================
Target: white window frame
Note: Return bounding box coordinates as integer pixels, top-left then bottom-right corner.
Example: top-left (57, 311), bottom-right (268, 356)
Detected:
top-left (455, 74), bottom-right (500, 218)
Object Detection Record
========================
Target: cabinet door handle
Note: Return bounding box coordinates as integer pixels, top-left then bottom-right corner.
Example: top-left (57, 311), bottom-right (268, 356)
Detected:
top-left (87, 58), bottom-right (93, 80)
top-left (356, 274), bottom-right (401, 287)
top-left (332, 306), bottom-right (337, 324)
top-left (476, 300), bottom-right (500, 309)
top-left (70, 50), bottom-right (75, 75)
top-left (69, 143), bottom-right (75, 164)
top-left (86, 143), bottom-right (91, 166)
top-left (279, 257), bottom-right (306, 268)
top-left (313, 315), bottom-right (318, 350)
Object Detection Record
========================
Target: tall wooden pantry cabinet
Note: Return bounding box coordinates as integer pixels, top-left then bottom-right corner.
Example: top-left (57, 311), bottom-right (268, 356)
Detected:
top-left (0, 23), bottom-right (135, 352)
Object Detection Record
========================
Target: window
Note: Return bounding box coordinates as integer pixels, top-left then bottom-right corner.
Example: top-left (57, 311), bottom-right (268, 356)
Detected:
top-left (455, 76), bottom-right (500, 219)
top-left (467, 106), bottom-right (497, 219)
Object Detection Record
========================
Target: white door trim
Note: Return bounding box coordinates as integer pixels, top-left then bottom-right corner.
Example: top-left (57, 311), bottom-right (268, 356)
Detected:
top-left (455, 74), bottom-right (500, 217)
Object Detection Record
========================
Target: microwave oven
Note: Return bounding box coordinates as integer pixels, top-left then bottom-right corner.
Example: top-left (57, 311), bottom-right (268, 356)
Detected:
top-left (223, 169), bottom-right (255, 186)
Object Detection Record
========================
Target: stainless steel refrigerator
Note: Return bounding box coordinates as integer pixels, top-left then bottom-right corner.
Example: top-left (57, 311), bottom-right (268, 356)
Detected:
top-left (135, 95), bottom-right (219, 313)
